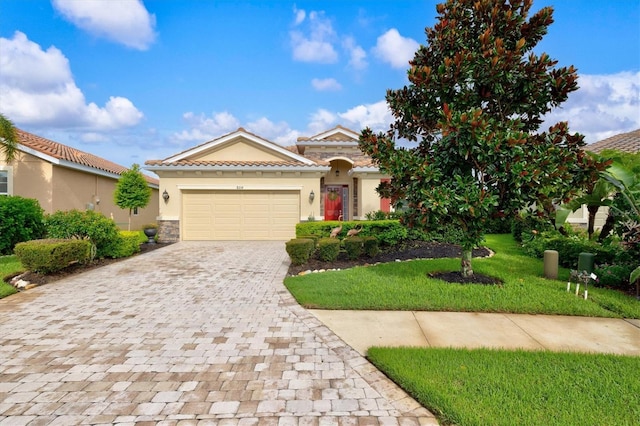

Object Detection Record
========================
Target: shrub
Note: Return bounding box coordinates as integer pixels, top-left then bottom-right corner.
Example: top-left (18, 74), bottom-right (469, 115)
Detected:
top-left (365, 210), bottom-right (389, 221)
top-left (14, 239), bottom-right (91, 274)
top-left (102, 231), bottom-right (141, 259)
top-left (0, 196), bottom-right (46, 255)
top-left (594, 263), bottom-right (632, 289)
top-left (317, 238), bottom-right (340, 262)
top-left (343, 237), bottom-right (364, 260)
top-left (285, 238), bottom-right (315, 265)
top-left (362, 236), bottom-right (379, 257)
top-left (44, 210), bottom-right (120, 258)
top-left (522, 230), bottom-right (626, 269)
top-left (511, 212), bottom-right (554, 242)
top-left (297, 234), bottom-right (319, 248)
top-left (296, 220), bottom-right (408, 246)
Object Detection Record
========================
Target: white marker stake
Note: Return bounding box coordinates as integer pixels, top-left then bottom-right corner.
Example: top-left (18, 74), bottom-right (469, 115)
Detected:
top-left (575, 283), bottom-right (580, 296)
top-left (567, 282), bottom-right (571, 292)
top-left (584, 290), bottom-right (588, 300)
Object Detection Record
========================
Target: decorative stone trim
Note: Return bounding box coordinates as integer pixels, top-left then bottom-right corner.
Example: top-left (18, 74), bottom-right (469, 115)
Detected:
top-left (158, 219), bottom-right (180, 243)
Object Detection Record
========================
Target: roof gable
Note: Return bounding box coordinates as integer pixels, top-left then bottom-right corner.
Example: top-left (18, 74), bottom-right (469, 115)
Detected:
top-left (299, 125), bottom-right (360, 143)
top-left (164, 128), bottom-right (314, 165)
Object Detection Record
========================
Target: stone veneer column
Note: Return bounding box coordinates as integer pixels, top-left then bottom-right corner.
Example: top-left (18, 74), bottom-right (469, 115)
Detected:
top-left (157, 220), bottom-right (180, 243)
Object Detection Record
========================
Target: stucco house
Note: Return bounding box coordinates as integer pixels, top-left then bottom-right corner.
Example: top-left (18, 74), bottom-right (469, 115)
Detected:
top-left (145, 126), bottom-right (390, 241)
top-left (0, 129), bottom-right (159, 230)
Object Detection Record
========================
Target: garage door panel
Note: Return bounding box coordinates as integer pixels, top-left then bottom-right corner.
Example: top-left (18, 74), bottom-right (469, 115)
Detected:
top-left (183, 190), bottom-right (299, 240)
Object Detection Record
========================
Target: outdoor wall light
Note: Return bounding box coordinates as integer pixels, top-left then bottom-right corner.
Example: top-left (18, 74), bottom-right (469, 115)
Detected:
top-left (309, 190), bottom-right (315, 203)
top-left (95, 196), bottom-right (100, 205)
top-left (335, 169), bottom-right (340, 177)
top-left (162, 189), bottom-right (170, 202)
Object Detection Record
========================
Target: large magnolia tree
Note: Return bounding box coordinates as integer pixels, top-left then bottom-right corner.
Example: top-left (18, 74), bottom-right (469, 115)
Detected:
top-left (359, 0), bottom-right (605, 276)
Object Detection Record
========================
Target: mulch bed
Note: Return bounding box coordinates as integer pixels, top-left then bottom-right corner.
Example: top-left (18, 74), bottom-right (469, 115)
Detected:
top-left (10, 242), bottom-right (173, 287)
top-left (287, 240), bottom-right (497, 284)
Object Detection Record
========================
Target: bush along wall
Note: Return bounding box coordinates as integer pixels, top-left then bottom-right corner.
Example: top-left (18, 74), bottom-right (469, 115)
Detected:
top-left (14, 239), bottom-right (91, 274)
top-left (0, 196), bottom-right (45, 255)
top-left (296, 220), bottom-right (408, 246)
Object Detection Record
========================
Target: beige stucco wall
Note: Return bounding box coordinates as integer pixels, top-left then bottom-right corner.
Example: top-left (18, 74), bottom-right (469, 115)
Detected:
top-left (2, 151), bottom-right (158, 231)
top-left (567, 204), bottom-right (609, 231)
top-left (1, 152), bottom-right (54, 211)
top-left (358, 175), bottom-right (387, 218)
top-left (198, 140), bottom-right (290, 162)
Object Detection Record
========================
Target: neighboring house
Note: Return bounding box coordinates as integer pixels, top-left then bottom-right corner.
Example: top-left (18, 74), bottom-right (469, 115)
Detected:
top-left (145, 126), bottom-right (390, 241)
top-left (0, 129), bottom-right (159, 230)
top-left (566, 129), bottom-right (640, 229)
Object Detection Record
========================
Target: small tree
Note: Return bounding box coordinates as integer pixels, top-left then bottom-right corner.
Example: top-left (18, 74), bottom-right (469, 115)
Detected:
top-left (359, 0), bottom-right (606, 277)
top-left (0, 113), bottom-right (18, 163)
top-left (114, 164), bottom-right (151, 230)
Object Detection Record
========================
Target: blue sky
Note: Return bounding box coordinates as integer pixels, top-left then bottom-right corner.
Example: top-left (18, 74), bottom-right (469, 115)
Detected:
top-left (1, 0), bottom-right (639, 171)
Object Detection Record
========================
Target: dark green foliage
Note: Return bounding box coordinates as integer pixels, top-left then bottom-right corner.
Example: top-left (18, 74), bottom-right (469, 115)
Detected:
top-left (14, 239), bottom-right (91, 273)
top-left (285, 238), bottom-right (315, 266)
top-left (102, 231), bottom-right (142, 259)
top-left (296, 220), bottom-right (408, 246)
top-left (343, 237), bottom-right (364, 260)
top-left (522, 231), bottom-right (625, 269)
top-left (44, 210), bottom-right (120, 258)
top-left (511, 211), bottom-right (554, 242)
top-left (594, 263), bottom-right (632, 289)
top-left (297, 234), bottom-right (319, 248)
top-left (362, 236), bottom-right (380, 257)
top-left (317, 238), bottom-right (340, 262)
top-left (0, 113), bottom-right (18, 162)
top-left (0, 196), bottom-right (45, 255)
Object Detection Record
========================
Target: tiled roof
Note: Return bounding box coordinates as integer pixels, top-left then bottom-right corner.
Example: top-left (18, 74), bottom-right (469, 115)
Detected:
top-left (17, 129), bottom-right (159, 186)
top-left (144, 159), bottom-right (320, 167)
top-left (586, 129), bottom-right (640, 154)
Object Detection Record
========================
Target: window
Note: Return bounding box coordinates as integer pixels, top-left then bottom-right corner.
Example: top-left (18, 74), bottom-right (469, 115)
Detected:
top-left (0, 168), bottom-right (11, 196)
top-left (133, 207), bottom-right (139, 216)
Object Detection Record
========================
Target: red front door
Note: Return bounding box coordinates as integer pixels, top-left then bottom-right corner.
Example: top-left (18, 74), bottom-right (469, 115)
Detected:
top-left (325, 186), bottom-right (342, 220)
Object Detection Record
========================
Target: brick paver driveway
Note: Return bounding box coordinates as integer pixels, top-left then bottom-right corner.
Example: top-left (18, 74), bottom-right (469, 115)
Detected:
top-left (0, 241), bottom-right (436, 425)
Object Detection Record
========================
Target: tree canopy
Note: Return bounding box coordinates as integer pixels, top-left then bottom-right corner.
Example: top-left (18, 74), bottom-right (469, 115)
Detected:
top-left (113, 164), bottom-right (152, 230)
top-left (359, 0), bottom-right (606, 276)
top-left (0, 113), bottom-right (18, 163)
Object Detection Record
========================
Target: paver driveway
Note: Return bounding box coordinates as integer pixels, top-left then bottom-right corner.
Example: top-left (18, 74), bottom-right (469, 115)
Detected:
top-left (0, 241), bottom-right (437, 425)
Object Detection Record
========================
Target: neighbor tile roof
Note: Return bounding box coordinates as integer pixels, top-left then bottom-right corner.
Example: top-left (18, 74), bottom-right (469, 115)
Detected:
top-left (17, 129), bottom-right (158, 185)
top-left (586, 129), bottom-right (640, 154)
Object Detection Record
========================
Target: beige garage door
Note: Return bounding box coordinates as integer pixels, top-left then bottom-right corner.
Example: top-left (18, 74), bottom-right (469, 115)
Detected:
top-left (182, 190), bottom-right (299, 240)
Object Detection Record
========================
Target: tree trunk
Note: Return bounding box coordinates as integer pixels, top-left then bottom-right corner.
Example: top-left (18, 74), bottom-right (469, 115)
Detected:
top-left (587, 205), bottom-right (599, 240)
top-left (461, 249), bottom-right (473, 277)
top-left (598, 211), bottom-right (616, 243)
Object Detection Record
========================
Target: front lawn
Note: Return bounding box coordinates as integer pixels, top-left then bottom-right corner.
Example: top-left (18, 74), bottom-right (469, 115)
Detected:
top-left (368, 347), bottom-right (640, 426)
top-left (284, 234), bottom-right (640, 318)
top-left (0, 255), bottom-right (21, 298)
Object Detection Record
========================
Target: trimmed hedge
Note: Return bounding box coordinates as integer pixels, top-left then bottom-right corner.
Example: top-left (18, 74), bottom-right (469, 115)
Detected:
top-left (296, 220), bottom-right (408, 246)
top-left (102, 231), bottom-right (142, 259)
top-left (285, 238), bottom-right (315, 265)
top-left (14, 239), bottom-right (91, 274)
top-left (317, 238), bottom-right (340, 262)
top-left (362, 236), bottom-right (379, 257)
top-left (343, 237), bottom-right (363, 260)
top-left (0, 196), bottom-right (46, 255)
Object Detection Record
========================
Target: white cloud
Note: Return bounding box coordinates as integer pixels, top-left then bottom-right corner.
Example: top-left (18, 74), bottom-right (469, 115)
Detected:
top-left (311, 78), bottom-right (342, 91)
top-left (542, 71), bottom-right (640, 143)
top-left (52, 0), bottom-right (156, 50)
top-left (373, 29), bottom-right (419, 69)
top-left (246, 117), bottom-right (299, 145)
top-left (172, 111), bottom-right (240, 142)
top-left (293, 5), bottom-right (306, 25)
top-left (343, 36), bottom-right (368, 71)
top-left (307, 109), bottom-right (338, 134)
top-left (338, 101), bottom-right (392, 132)
top-left (290, 10), bottom-right (338, 63)
top-left (0, 31), bottom-right (143, 130)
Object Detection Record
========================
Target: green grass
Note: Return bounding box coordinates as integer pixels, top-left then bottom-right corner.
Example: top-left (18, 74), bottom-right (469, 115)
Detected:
top-left (0, 255), bottom-right (21, 298)
top-left (284, 234), bottom-right (640, 318)
top-left (368, 347), bottom-right (640, 426)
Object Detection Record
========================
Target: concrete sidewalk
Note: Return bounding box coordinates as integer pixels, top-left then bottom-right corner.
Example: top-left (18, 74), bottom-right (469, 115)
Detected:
top-left (310, 310), bottom-right (640, 356)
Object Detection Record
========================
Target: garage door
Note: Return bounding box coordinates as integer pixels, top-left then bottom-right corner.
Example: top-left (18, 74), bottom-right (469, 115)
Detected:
top-left (182, 190), bottom-right (299, 240)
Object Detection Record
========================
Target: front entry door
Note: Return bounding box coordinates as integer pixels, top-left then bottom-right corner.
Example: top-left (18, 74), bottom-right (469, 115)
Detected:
top-left (325, 186), bottom-right (343, 220)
